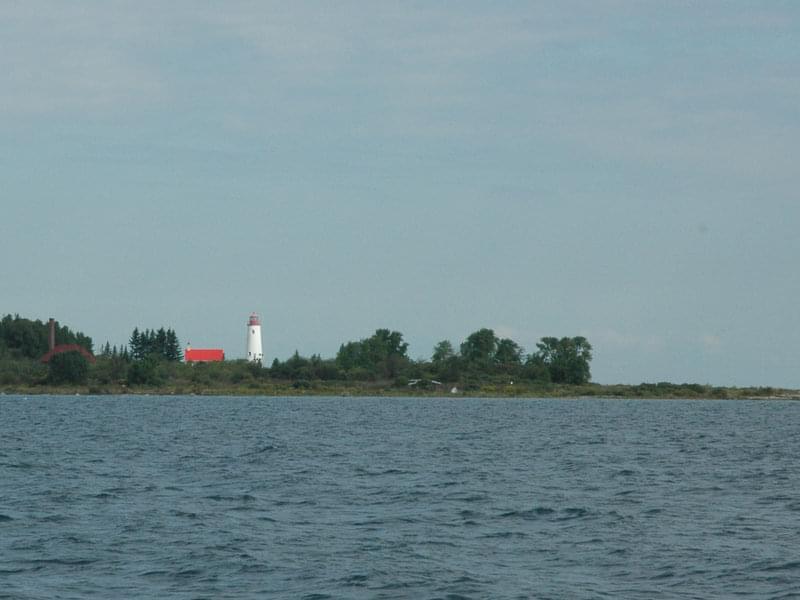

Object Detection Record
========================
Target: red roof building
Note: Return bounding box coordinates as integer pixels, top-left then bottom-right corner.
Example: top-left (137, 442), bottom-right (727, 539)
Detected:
top-left (185, 348), bottom-right (225, 362)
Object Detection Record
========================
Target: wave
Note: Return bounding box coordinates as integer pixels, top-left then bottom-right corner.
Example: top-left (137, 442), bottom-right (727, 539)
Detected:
top-left (498, 506), bottom-right (555, 519)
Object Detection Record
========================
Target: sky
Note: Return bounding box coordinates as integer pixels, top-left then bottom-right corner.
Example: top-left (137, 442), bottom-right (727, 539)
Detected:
top-left (1, 2), bottom-right (798, 387)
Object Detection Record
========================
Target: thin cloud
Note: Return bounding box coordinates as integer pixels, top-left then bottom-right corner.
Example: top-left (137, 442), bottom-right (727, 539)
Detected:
top-left (0, 3), bottom-right (604, 130)
top-left (0, 4), bottom-right (166, 115)
top-left (586, 328), bottom-right (665, 353)
top-left (699, 334), bottom-right (722, 351)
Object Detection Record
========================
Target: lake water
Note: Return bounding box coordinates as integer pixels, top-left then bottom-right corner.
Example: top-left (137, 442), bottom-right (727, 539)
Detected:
top-left (1, 395), bottom-right (798, 599)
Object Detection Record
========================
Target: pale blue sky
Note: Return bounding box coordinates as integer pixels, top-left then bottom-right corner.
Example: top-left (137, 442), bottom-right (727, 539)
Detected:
top-left (2, 2), bottom-right (798, 387)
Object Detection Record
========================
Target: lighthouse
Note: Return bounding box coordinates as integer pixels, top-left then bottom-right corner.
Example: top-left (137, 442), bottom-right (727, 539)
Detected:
top-left (246, 312), bottom-right (263, 363)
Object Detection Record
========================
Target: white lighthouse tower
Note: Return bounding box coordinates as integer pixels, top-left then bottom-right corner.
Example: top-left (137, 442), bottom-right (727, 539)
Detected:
top-left (246, 312), bottom-right (263, 363)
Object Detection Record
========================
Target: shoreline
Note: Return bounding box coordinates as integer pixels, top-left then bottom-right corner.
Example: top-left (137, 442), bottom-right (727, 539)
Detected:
top-left (2, 382), bottom-right (799, 401)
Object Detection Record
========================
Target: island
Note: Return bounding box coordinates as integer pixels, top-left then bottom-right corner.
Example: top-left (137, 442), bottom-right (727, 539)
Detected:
top-left (1, 314), bottom-right (797, 399)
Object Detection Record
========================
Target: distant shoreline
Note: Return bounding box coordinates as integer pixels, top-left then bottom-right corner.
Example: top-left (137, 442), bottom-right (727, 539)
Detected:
top-left (9, 315), bottom-right (794, 401)
top-left (2, 382), bottom-right (798, 401)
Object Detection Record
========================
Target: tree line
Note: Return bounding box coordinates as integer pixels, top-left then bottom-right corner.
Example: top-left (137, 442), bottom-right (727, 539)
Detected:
top-left (106, 325), bottom-right (592, 386)
top-left (268, 327), bottom-right (592, 386)
top-left (0, 314), bottom-right (93, 359)
top-left (1, 315), bottom-right (592, 388)
top-left (126, 327), bottom-right (182, 362)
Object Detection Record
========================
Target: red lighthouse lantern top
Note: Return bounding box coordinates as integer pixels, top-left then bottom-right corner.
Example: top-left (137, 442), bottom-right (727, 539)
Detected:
top-left (248, 313), bottom-right (261, 326)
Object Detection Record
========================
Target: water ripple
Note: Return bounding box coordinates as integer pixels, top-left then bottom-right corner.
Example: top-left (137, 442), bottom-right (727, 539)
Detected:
top-left (1, 395), bottom-right (798, 599)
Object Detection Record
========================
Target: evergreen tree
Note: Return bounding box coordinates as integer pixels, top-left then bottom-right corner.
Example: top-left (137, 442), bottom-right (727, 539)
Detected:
top-left (129, 328), bottom-right (143, 360)
top-left (128, 326), bottom-right (182, 362)
top-left (155, 328), bottom-right (167, 357)
top-left (142, 329), bottom-right (154, 356)
top-left (165, 329), bottom-right (182, 361)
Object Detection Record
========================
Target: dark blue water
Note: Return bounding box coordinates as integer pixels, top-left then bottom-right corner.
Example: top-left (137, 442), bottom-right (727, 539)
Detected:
top-left (1, 395), bottom-right (798, 599)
